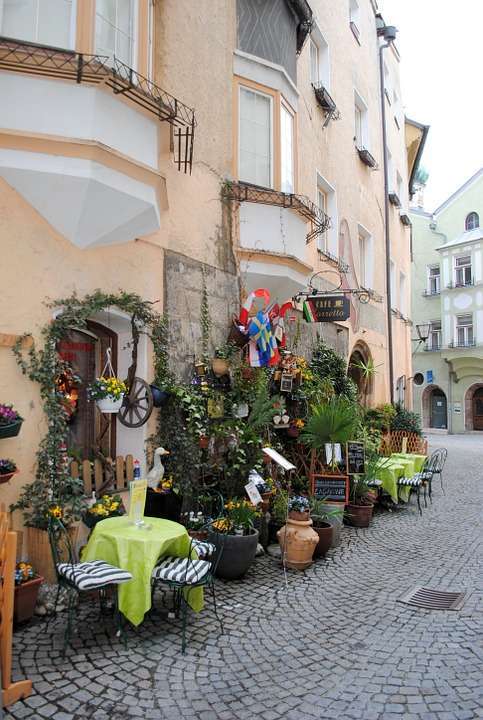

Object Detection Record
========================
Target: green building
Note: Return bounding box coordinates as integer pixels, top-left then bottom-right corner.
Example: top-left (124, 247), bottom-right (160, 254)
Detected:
top-left (411, 168), bottom-right (483, 433)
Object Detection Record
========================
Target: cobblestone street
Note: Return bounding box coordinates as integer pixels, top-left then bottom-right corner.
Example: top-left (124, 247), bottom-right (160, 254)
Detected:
top-left (5, 435), bottom-right (482, 720)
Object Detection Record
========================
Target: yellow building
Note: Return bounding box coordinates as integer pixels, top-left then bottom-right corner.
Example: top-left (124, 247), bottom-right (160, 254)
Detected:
top-left (0, 1), bottom-right (425, 525)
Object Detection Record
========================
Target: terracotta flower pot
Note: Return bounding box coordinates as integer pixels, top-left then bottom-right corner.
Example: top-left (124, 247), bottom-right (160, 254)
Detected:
top-left (312, 522), bottom-right (333, 558)
top-left (199, 435), bottom-right (209, 449)
top-left (288, 510), bottom-right (310, 522)
top-left (277, 515), bottom-right (318, 570)
top-left (0, 470), bottom-right (18, 484)
top-left (212, 358), bottom-right (229, 377)
top-left (188, 529), bottom-right (208, 541)
top-left (345, 502), bottom-right (374, 528)
top-left (14, 576), bottom-right (43, 624)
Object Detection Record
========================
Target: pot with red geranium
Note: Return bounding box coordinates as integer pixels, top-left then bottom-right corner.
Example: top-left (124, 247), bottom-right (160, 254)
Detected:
top-left (208, 498), bottom-right (260, 580)
top-left (14, 562), bottom-right (43, 624)
top-left (0, 403), bottom-right (23, 439)
top-left (0, 458), bottom-right (19, 484)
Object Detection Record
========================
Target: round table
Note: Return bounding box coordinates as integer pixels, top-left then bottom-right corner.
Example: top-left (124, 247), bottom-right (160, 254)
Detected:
top-left (81, 516), bottom-right (203, 626)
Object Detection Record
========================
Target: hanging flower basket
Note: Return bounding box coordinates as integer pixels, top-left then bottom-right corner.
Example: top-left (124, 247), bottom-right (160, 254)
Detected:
top-left (150, 385), bottom-right (171, 407)
top-left (0, 459), bottom-right (18, 483)
top-left (95, 394), bottom-right (125, 414)
top-left (0, 404), bottom-right (23, 438)
top-left (87, 349), bottom-right (127, 415)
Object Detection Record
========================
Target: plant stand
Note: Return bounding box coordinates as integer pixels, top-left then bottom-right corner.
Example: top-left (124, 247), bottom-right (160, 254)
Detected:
top-left (1, 508), bottom-right (32, 707)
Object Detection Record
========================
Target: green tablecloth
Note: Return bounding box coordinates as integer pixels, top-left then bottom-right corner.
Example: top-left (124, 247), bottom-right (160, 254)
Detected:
top-left (82, 516), bottom-right (203, 626)
top-left (375, 454), bottom-right (427, 503)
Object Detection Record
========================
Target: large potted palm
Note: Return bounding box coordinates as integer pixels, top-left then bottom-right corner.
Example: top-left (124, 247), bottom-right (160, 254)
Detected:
top-left (302, 398), bottom-right (358, 546)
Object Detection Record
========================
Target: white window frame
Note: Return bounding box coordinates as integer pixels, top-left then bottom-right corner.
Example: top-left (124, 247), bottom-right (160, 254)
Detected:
top-left (349, 0), bottom-right (360, 40)
top-left (95, 0), bottom-right (138, 69)
top-left (354, 89), bottom-right (368, 149)
top-left (357, 223), bottom-right (373, 290)
top-left (0, 0), bottom-right (77, 49)
top-left (280, 101), bottom-right (295, 194)
top-left (465, 212), bottom-right (479, 231)
top-left (238, 84), bottom-right (274, 190)
top-left (428, 321), bottom-right (441, 350)
top-left (310, 25), bottom-right (330, 90)
top-left (427, 265), bottom-right (441, 295)
top-left (455, 314), bottom-right (474, 347)
top-left (316, 172), bottom-right (338, 257)
top-left (454, 255), bottom-right (472, 287)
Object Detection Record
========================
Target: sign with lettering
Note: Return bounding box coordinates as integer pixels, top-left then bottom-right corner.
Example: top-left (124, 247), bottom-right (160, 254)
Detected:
top-left (303, 295), bottom-right (350, 323)
top-left (346, 442), bottom-right (365, 475)
top-left (311, 474), bottom-right (349, 503)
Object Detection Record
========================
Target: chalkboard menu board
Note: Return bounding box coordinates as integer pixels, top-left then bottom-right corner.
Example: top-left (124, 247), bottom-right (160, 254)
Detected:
top-left (311, 474), bottom-right (348, 503)
top-left (346, 442), bottom-right (365, 475)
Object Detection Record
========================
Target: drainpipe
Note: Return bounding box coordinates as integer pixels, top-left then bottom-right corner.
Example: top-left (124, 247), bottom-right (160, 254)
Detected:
top-left (378, 30), bottom-right (396, 404)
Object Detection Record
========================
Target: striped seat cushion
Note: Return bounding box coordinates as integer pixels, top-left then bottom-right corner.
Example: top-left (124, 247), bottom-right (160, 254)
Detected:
top-left (191, 540), bottom-right (216, 559)
top-left (397, 476), bottom-right (422, 487)
top-left (152, 556), bottom-right (210, 585)
top-left (57, 560), bottom-right (132, 591)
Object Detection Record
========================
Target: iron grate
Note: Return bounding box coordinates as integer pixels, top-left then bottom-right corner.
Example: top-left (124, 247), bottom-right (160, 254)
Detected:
top-left (398, 586), bottom-right (466, 611)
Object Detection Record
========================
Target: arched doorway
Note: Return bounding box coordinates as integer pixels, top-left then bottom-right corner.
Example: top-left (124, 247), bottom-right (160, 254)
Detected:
top-left (348, 341), bottom-right (373, 406)
top-left (465, 383), bottom-right (483, 430)
top-left (421, 385), bottom-right (447, 429)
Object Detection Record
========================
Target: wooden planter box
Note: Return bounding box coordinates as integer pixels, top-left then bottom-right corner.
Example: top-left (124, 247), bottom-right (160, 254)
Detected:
top-left (14, 576), bottom-right (43, 624)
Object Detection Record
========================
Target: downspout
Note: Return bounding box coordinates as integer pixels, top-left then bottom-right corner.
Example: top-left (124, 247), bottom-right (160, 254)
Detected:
top-left (379, 40), bottom-right (395, 403)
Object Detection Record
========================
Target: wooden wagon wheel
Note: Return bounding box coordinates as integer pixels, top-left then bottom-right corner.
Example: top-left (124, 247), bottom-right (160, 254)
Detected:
top-left (118, 377), bottom-right (154, 428)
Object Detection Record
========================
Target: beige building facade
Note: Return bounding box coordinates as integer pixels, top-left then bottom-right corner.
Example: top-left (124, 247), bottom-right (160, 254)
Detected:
top-left (0, 0), bottom-right (424, 520)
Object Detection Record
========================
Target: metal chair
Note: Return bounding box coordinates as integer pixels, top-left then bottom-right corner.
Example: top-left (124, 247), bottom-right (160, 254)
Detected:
top-left (397, 453), bottom-right (438, 515)
top-left (151, 523), bottom-right (225, 654)
top-left (48, 518), bottom-right (132, 653)
top-left (432, 448), bottom-right (448, 493)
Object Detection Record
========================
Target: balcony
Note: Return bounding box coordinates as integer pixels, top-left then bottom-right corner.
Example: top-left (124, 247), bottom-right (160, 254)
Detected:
top-left (0, 38), bottom-right (196, 249)
top-left (422, 289), bottom-right (440, 297)
top-left (357, 147), bottom-right (377, 169)
top-left (222, 181), bottom-right (330, 301)
top-left (447, 340), bottom-right (476, 349)
top-left (446, 279), bottom-right (473, 289)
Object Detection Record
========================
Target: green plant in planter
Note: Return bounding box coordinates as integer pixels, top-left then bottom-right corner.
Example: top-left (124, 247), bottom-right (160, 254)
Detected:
top-left (390, 404), bottom-right (423, 436)
top-left (309, 496), bottom-right (345, 526)
top-left (349, 455), bottom-right (387, 506)
top-left (301, 397), bottom-right (359, 470)
top-left (271, 488), bottom-right (289, 524)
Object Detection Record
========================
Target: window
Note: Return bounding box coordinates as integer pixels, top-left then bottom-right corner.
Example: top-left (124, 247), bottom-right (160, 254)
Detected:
top-left (280, 104), bottom-right (294, 193)
top-left (354, 91), bottom-right (368, 148)
top-left (454, 255), bottom-right (472, 287)
top-left (456, 314), bottom-right (474, 347)
top-left (358, 225), bottom-right (373, 289)
top-left (239, 86), bottom-right (272, 188)
top-left (399, 271), bottom-right (406, 315)
top-left (390, 259), bottom-right (396, 308)
top-left (310, 39), bottom-right (319, 84)
top-left (428, 321), bottom-right (441, 350)
top-left (317, 187), bottom-right (328, 251)
top-left (427, 265), bottom-right (441, 295)
top-left (349, 0), bottom-right (360, 41)
top-left (387, 149), bottom-right (394, 190)
top-left (396, 172), bottom-right (403, 204)
top-left (465, 212), bottom-right (480, 231)
top-left (0, 0), bottom-right (75, 49)
top-left (95, 0), bottom-right (136, 67)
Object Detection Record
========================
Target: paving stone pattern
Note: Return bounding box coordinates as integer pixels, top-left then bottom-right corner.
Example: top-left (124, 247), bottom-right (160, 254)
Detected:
top-left (5, 435), bottom-right (483, 719)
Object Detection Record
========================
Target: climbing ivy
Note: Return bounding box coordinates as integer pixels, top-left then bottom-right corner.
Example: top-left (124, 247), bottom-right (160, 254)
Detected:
top-left (12, 290), bottom-right (170, 528)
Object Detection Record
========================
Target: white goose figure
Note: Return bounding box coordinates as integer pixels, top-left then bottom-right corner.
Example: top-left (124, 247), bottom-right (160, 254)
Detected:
top-left (146, 447), bottom-right (170, 490)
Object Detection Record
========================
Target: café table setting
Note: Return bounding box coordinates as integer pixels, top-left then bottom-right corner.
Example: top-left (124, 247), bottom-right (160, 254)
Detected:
top-left (374, 452), bottom-right (427, 503)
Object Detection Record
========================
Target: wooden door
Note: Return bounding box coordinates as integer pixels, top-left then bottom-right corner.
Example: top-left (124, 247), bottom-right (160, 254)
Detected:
top-left (472, 388), bottom-right (483, 430)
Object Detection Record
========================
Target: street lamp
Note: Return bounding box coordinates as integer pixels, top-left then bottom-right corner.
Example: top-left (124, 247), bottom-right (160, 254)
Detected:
top-left (415, 322), bottom-right (431, 343)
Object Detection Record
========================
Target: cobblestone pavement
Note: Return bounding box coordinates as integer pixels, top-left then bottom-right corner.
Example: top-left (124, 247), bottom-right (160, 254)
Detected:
top-left (5, 434), bottom-right (483, 720)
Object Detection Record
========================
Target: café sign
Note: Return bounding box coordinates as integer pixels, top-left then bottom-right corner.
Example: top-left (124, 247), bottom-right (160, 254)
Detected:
top-left (303, 294), bottom-right (350, 323)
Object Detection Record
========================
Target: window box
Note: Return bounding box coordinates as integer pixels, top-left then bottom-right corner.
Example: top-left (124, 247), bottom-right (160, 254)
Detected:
top-left (312, 83), bottom-right (336, 113)
top-left (357, 147), bottom-right (377, 168)
top-left (350, 21), bottom-right (361, 43)
top-left (388, 191), bottom-right (401, 208)
top-left (400, 213), bottom-right (411, 226)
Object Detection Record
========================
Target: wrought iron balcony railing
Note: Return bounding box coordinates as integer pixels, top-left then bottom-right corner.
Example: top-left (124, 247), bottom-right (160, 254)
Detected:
top-left (0, 37), bottom-right (196, 173)
top-left (424, 344), bottom-right (441, 352)
top-left (447, 340), bottom-right (476, 349)
top-left (422, 289), bottom-right (440, 297)
top-left (446, 279), bottom-right (473, 289)
top-left (311, 82), bottom-right (340, 127)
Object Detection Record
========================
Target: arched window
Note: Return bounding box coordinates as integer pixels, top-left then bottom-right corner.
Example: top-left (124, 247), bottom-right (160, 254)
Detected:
top-left (465, 212), bottom-right (479, 231)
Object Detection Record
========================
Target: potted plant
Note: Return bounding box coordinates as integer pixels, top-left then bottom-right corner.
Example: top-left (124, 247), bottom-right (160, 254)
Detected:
top-left (0, 458), bottom-right (19, 484)
top-left (277, 495), bottom-right (318, 571)
top-left (181, 510), bottom-right (208, 540)
top-left (0, 403), bottom-right (23, 439)
top-left (88, 376), bottom-right (127, 413)
top-left (345, 456), bottom-right (380, 528)
top-left (208, 498), bottom-right (260, 579)
top-left (82, 494), bottom-right (124, 528)
top-left (309, 497), bottom-right (344, 557)
top-left (14, 562), bottom-right (43, 624)
top-left (212, 342), bottom-right (238, 377)
top-left (301, 397), bottom-right (358, 471)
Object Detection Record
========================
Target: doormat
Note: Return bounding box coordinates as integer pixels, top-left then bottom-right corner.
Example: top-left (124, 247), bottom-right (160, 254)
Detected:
top-left (398, 586), bottom-right (466, 610)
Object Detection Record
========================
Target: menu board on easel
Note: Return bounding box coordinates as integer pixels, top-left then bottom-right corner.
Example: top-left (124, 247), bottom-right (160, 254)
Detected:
top-left (311, 474), bottom-right (349, 503)
top-left (346, 442), bottom-right (365, 475)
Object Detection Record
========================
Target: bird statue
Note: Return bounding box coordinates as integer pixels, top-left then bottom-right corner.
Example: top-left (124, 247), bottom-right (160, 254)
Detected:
top-left (146, 447), bottom-right (170, 490)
